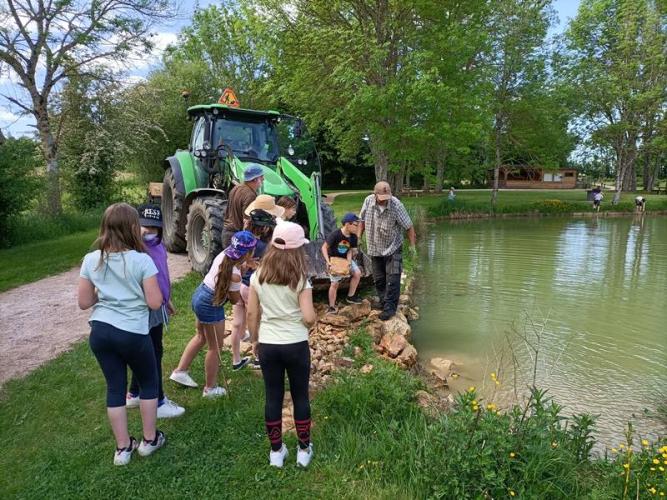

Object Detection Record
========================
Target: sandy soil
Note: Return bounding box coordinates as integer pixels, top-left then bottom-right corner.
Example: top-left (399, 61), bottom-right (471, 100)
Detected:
top-left (0, 253), bottom-right (193, 388)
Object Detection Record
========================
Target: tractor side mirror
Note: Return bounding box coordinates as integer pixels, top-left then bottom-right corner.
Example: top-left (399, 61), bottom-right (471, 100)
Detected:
top-left (294, 119), bottom-right (304, 138)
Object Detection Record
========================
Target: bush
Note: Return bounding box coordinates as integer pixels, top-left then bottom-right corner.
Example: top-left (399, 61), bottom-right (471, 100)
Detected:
top-left (0, 138), bottom-right (42, 245)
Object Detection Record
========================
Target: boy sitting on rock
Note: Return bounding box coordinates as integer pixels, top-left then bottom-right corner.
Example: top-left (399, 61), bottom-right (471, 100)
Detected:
top-left (321, 212), bottom-right (363, 313)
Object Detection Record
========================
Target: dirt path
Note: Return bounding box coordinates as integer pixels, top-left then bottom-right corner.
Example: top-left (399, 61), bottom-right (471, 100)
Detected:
top-left (324, 191), bottom-right (363, 204)
top-left (0, 253), bottom-right (192, 388)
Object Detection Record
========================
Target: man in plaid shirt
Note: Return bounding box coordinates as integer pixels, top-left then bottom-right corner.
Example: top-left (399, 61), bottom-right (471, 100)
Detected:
top-left (359, 181), bottom-right (416, 320)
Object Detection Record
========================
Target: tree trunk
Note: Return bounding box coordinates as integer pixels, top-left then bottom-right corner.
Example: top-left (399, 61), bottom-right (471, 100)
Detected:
top-left (34, 106), bottom-right (62, 214)
top-left (491, 120), bottom-right (502, 209)
top-left (434, 148), bottom-right (446, 193)
top-left (642, 153), bottom-right (651, 191)
top-left (622, 162), bottom-right (636, 191)
top-left (370, 142), bottom-right (389, 182)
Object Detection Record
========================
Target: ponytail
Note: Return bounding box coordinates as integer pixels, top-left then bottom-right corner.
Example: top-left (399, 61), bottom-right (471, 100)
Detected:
top-left (212, 255), bottom-right (239, 306)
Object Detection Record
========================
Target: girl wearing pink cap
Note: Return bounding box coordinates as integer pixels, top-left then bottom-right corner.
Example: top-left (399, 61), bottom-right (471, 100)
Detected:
top-left (247, 221), bottom-right (317, 468)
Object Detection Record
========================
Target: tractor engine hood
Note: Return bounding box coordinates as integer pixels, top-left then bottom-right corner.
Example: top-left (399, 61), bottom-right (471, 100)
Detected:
top-left (234, 159), bottom-right (294, 197)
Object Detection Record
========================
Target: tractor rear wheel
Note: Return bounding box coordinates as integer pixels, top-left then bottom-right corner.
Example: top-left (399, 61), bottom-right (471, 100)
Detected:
top-left (186, 196), bottom-right (226, 274)
top-left (320, 201), bottom-right (337, 237)
top-left (162, 168), bottom-right (187, 252)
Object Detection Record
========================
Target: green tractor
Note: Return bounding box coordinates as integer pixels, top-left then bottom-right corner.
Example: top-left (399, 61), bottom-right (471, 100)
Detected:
top-left (161, 100), bottom-right (368, 285)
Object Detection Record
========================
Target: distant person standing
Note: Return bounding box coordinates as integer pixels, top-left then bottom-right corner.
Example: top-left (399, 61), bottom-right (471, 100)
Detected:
top-left (448, 187), bottom-right (456, 205)
top-left (222, 164), bottom-right (264, 247)
top-left (635, 195), bottom-right (646, 213)
top-left (359, 181), bottom-right (416, 321)
top-left (593, 189), bottom-right (604, 212)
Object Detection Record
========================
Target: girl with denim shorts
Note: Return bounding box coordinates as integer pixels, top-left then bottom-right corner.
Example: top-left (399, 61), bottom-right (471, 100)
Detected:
top-left (170, 231), bottom-right (257, 397)
top-left (78, 203), bottom-right (165, 466)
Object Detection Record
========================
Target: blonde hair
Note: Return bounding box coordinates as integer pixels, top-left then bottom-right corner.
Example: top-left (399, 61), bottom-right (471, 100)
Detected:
top-left (257, 245), bottom-right (308, 291)
top-left (95, 203), bottom-right (145, 270)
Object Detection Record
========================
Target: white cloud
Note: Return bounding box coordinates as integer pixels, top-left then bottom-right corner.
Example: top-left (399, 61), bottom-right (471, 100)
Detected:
top-left (0, 109), bottom-right (19, 122)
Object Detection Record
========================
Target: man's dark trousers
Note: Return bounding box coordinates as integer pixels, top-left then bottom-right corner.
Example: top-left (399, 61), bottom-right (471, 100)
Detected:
top-left (371, 249), bottom-right (402, 315)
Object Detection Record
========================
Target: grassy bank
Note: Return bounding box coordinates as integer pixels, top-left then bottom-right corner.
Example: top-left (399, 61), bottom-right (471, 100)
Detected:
top-left (0, 229), bottom-right (98, 292)
top-left (1, 273), bottom-right (665, 498)
top-left (330, 190), bottom-right (667, 220)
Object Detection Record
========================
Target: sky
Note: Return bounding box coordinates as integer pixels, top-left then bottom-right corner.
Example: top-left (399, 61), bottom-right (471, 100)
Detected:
top-left (0, 0), bottom-right (582, 138)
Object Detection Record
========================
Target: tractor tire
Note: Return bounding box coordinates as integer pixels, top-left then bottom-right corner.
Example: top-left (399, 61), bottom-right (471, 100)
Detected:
top-left (186, 196), bottom-right (227, 275)
top-left (162, 168), bottom-right (187, 252)
top-left (320, 201), bottom-right (337, 237)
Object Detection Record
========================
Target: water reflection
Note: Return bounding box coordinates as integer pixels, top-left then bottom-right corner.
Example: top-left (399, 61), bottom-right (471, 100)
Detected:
top-left (413, 217), bottom-right (667, 450)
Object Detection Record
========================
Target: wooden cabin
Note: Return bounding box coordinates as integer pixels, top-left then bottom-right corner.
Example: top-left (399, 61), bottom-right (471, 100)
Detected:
top-left (489, 166), bottom-right (578, 189)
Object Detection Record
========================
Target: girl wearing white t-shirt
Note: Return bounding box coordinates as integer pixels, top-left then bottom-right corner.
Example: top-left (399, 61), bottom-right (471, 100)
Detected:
top-left (170, 231), bottom-right (257, 397)
top-left (247, 222), bottom-right (317, 468)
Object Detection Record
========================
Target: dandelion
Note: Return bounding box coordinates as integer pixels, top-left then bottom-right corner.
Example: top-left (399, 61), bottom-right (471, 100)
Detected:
top-left (659, 466), bottom-right (665, 472)
top-left (623, 463), bottom-right (630, 469)
top-left (642, 439), bottom-right (650, 447)
top-left (620, 443), bottom-right (626, 449)
top-left (486, 403), bottom-right (497, 411)
top-left (612, 448), bottom-right (618, 453)
top-left (662, 453), bottom-right (667, 458)
top-left (490, 372), bottom-right (497, 380)
top-left (509, 490), bottom-right (516, 497)
top-left (510, 452), bottom-right (516, 458)
top-left (495, 380), bottom-right (501, 386)
top-left (468, 386), bottom-right (476, 392)
top-left (551, 441), bottom-right (558, 449)
top-left (649, 487), bottom-right (657, 495)
top-left (650, 467), bottom-right (656, 471)
top-left (653, 459), bottom-right (660, 465)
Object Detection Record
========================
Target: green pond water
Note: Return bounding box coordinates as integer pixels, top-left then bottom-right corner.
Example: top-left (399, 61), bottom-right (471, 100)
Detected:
top-left (412, 215), bottom-right (667, 449)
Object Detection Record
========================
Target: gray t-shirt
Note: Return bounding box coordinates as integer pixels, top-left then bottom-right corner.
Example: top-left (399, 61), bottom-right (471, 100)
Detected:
top-left (80, 250), bottom-right (158, 334)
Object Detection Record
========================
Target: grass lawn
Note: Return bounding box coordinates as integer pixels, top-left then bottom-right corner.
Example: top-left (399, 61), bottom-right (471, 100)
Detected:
top-left (331, 189), bottom-right (667, 220)
top-left (0, 229), bottom-right (98, 292)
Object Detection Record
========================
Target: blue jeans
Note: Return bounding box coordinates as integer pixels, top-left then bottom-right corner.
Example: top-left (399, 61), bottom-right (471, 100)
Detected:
top-left (89, 321), bottom-right (158, 407)
top-left (371, 250), bottom-right (403, 315)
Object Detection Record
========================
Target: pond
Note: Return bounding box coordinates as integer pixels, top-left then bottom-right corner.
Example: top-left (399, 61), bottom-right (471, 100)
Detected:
top-left (412, 215), bottom-right (667, 449)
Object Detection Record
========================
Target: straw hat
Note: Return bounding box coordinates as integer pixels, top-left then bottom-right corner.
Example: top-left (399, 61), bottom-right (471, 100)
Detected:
top-left (244, 195), bottom-right (285, 218)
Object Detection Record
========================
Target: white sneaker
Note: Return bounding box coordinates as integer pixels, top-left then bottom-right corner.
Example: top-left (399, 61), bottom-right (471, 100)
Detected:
top-left (126, 393), bottom-right (140, 408)
top-left (157, 398), bottom-right (185, 418)
top-left (202, 386), bottom-right (227, 398)
top-left (296, 443), bottom-right (314, 468)
top-left (113, 437), bottom-right (138, 466)
top-left (269, 444), bottom-right (289, 468)
top-left (169, 370), bottom-right (198, 388)
top-left (137, 430), bottom-right (166, 457)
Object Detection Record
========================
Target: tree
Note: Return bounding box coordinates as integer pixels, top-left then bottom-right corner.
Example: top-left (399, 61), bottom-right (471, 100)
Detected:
top-left (0, 0), bottom-right (174, 213)
top-left (565, 0), bottom-right (667, 202)
top-left (486, 0), bottom-right (556, 207)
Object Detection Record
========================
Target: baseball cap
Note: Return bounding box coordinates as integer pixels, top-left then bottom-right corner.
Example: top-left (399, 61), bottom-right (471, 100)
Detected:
top-left (243, 163), bottom-right (265, 182)
top-left (136, 204), bottom-right (162, 228)
top-left (249, 209), bottom-right (277, 227)
top-left (271, 221), bottom-right (309, 250)
top-left (244, 194), bottom-right (285, 218)
top-left (224, 230), bottom-right (257, 260)
top-left (373, 181), bottom-right (392, 201)
top-left (342, 212), bottom-right (360, 224)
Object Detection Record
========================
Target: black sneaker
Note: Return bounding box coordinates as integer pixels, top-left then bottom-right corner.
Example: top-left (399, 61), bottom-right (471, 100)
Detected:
top-left (327, 306), bottom-right (338, 314)
top-left (379, 311), bottom-right (395, 321)
top-left (346, 294), bottom-right (363, 304)
top-left (233, 356), bottom-right (250, 371)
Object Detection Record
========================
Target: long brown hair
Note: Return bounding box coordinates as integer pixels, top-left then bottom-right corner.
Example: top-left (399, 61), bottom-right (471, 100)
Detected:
top-left (257, 245), bottom-right (308, 291)
top-left (213, 253), bottom-right (248, 306)
top-left (95, 203), bottom-right (145, 270)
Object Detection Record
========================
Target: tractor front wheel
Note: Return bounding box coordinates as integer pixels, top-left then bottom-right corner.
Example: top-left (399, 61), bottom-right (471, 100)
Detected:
top-left (162, 168), bottom-right (187, 252)
top-left (186, 197), bottom-right (226, 274)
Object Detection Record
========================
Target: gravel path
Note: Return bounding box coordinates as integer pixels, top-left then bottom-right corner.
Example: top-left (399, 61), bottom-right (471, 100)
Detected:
top-left (0, 253), bottom-right (192, 388)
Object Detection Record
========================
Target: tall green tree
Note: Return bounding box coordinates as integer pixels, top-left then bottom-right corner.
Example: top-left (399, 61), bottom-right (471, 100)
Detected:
top-left (0, 0), bottom-right (175, 213)
top-left (565, 0), bottom-right (666, 202)
top-left (486, 0), bottom-right (556, 207)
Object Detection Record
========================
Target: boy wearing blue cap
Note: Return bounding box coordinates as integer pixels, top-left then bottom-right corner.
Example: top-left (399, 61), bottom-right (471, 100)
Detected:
top-left (321, 212), bottom-right (363, 313)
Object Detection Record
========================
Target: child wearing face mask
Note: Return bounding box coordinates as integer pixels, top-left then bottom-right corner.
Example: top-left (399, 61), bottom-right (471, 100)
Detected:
top-left (125, 204), bottom-right (185, 419)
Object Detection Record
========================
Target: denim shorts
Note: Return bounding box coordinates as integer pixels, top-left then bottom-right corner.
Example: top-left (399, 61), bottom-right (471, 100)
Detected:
top-left (191, 283), bottom-right (226, 324)
top-left (330, 260), bottom-right (360, 283)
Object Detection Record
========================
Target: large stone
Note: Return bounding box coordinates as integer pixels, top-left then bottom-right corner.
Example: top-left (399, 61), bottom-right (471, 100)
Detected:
top-left (367, 320), bottom-right (384, 343)
top-left (430, 358), bottom-right (456, 378)
top-left (396, 343), bottom-right (417, 367)
top-left (399, 294), bottom-right (411, 305)
top-left (338, 300), bottom-right (372, 322)
top-left (381, 315), bottom-right (411, 340)
top-left (379, 333), bottom-right (408, 358)
top-left (319, 314), bottom-right (350, 328)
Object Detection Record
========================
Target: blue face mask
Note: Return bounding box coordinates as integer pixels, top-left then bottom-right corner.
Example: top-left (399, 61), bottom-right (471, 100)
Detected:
top-left (143, 233), bottom-right (158, 242)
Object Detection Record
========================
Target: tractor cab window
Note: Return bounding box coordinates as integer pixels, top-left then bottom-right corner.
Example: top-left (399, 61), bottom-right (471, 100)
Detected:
top-left (191, 118), bottom-right (206, 151)
top-left (211, 118), bottom-right (279, 163)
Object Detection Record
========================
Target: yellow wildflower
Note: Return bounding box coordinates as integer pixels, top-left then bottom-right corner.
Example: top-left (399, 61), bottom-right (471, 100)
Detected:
top-left (451, 373), bottom-right (459, 379)
top-left (486, 403), bottom-right (497, 411)
top-left (495, 380), bottom-right (501, 386)
top-left (472, 400), bottom-right (478, 405)
top-left (649, 487), bottom-right (657, 495)
top-left (468, 386), bottom-right (476, 392)
top-left (662, 453), bottom-right (667, 458)
top-left (490, 372), bottom-right (497, 380)
top-left (509, 490), bottom-right (516, 497)
top-left (660, 467), bottom-right (665, 472)
top-left (620, 443), bottom-right (626, 449)
top-left (551, 441), bottom-right (558, 448)
top-left (623, 463), bottom-right (630, 469)
top-left (510, 452), bottom-right (516, 458)
top-left (612, 448), bottom-right (618, 453)
top-left (650, 467), bottom-right (656, 471)
top-left (642, 439), bottom-right (650, 446)
top-left (653, 459), bottom-right (660, 464)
